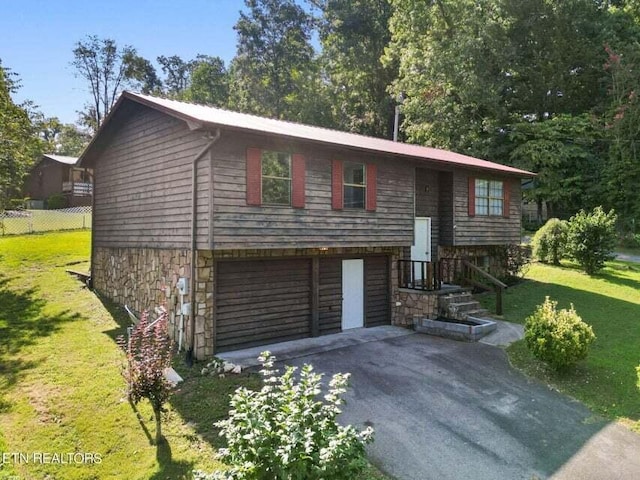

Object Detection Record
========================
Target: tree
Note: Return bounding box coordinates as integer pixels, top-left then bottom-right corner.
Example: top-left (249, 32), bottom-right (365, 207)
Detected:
top-left (71, 35), bottom-right (139, 131)
top-left (181, 55), bottom-right (229, 106)
top-left (157, 55), bottom-right (196, 96)
top-left (567, 207), bottom-right (617, 275)
top-left (603, 42), bottom-right (640, 229)
top-left (123, 52), bottom-right (163, 94)
top-left (33, 115), bottom-right (91, 156)
top-left (509, 114), bottom-right (602, 218)
top-left (229, 0), bottom-right (317, 120)
top-left (120, 309), bottom-right (175, 444)
top-left (0, 61), bottom-right (42, 208)
top-left (312, 0), bottom-right (397, 138)
top-left (385, 0), bottom-right (610, 161)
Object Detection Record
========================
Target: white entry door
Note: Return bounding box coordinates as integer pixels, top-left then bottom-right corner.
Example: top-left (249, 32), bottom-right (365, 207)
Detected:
top-left (411, 217), bottom-right (432, 281)
top-left (342, 259), bottom-right (364, 330)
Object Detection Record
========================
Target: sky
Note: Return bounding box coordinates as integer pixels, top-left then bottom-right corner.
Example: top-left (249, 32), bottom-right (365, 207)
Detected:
top-left (0, 0), bottom-right (245, 124)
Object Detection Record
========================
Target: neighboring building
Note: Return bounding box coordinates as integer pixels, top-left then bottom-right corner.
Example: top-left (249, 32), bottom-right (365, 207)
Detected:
top-left (23, 154), bottom-right (93, 208)
top-left (78, 91), bottom-right (534, 359)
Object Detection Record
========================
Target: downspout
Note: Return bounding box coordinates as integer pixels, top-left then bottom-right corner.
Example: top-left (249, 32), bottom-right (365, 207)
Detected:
top-left (186, 128), bottom-right (221, 365)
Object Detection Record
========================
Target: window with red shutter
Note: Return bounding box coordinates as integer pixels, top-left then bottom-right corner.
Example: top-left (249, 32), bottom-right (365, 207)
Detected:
top-left (366, 163), bottom-right (377, 211)
top-left (291, 154), bottom-right (305, 208)
top-left (332, 159), bottom-right (343, 210)
top-left (246, 147), bottom-right (262, 206)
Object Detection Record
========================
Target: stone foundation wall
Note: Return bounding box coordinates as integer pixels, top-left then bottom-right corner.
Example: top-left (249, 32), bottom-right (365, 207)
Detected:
top-left (92, 246), bottom-right (192, 344)
top-left (396, 289), bottom-right (439, 326)
top-left (93, 245), bottom-right (404, 360)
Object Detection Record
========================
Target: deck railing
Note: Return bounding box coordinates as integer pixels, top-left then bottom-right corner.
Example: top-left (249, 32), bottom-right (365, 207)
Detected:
top-left (398, 260), bottom-right (441, 291)
top-left (62, 182), bottom-right (93, 196)
top-left (438, 257), bottom-right (507, 315)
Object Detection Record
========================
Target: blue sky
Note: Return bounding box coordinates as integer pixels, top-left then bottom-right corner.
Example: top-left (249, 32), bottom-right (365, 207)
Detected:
top-left (1, 0), bottom-right (244, 124)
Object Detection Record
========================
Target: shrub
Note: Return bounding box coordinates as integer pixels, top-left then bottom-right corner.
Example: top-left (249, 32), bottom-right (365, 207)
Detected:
top-left (195, 352), bottom-right (373, 480)
top-left (488, 244), bottom-right (531, 284)
top-left (531, 218), bottom-right (569, 265)
top-left (46, 193), bottom-right (67, 209)
top-left (524, 297), bottom-right (596, 371)
top-left (618, 232), bottom-right (640, 249)
top-left (118, 309), bottom-right (174, 444)
top-left (567, 206), bottom-right (617, 275)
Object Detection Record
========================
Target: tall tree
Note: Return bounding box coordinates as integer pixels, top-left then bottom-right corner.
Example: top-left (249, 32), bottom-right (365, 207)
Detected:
top-left (312, 0), bottom-right (397, 138)
top-left (229, 0), bottom-right (316, 120)
top-left (157, 55), bottom-right (195, 96)
top-left (602, 42), bottom-right (640, 228)
top-left (71, 35), bottom-right (140, 131)
top-left (34, 114), bottom-right (91, 157)
top-left (0, 61), bottom-right (42, 208)
top-left (181, 55), bottom-right (229, 106)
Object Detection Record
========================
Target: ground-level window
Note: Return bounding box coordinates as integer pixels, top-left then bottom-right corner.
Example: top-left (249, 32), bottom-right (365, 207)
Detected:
top-left (343, 162), bottom-right (366, 209)
top-left (261, 151), bottom-right (291, 205)
top-left (475, 179), bottom-right (503, 216)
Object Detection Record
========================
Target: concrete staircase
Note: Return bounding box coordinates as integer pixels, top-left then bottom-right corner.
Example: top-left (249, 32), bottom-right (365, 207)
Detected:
top-left (438, 291), bottom-right (490, 321)
top-left (413, 290), bottom-right (498, 342)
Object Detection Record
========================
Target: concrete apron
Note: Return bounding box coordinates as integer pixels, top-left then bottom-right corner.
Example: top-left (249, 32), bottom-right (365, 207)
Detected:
top-left (217, 319), bottom-right (524, 368)
top-left (217, 325), bottom-right (414, 368)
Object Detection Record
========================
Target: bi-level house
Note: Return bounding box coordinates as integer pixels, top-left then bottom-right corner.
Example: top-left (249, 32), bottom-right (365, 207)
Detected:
top-left (78, 92), bottom-right (533, 359)
top-left (24, 154), bottom-right (93, 208)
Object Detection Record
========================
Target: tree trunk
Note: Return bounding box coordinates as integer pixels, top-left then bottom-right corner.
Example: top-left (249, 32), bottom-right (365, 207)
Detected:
top-left (153, 404), bottom-right (163, 444)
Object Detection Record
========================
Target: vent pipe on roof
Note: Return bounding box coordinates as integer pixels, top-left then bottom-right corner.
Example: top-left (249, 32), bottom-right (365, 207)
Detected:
top-left (186, 128), bottom-right (221, 366)
top-left (393, 92), bottom-right (405, 142)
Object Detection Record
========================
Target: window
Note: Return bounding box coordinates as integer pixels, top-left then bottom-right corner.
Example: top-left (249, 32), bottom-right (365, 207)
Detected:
top-left (343, 162), bottom-right (366, 209)
top-left (475, 179), bottom-right (503, 216)
top-left (261, 151), bottom-right (291, 205)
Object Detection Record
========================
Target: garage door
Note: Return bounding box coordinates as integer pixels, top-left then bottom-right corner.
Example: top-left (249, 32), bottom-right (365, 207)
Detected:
top-left (215, 259), bottom-right (312, 352)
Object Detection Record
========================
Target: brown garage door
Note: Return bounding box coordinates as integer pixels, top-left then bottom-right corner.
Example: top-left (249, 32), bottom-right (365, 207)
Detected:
top-left (215, 259), bottom-right (312, 352)
top-left (365, 256), bottom-right (390, 327)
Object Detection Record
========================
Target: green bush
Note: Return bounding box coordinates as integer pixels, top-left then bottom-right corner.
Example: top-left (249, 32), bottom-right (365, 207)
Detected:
top-left (524, 297), bottom-right (596, 371)
top-left (531, 218), bottom-right (569, 265)
top-left (195, 352), bottom-right (373, 480)
top-left (46, 193), bottom-right (67, 209)
top-left (567, 206), bottom-right (617, 275)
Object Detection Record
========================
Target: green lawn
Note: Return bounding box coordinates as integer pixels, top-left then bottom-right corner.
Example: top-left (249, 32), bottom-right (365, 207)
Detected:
top-left (483, 261), bottom-right (640, 432)
top-left (0, 231), bottom-right (386, 480)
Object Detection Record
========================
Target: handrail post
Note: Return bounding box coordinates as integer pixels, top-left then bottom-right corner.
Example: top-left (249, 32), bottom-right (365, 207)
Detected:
top-left (496, 287), bottom-right (503, 315)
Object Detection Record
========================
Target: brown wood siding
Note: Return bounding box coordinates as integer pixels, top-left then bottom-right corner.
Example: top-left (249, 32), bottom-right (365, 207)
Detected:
top-left (92, 105), bottom-right (212, 249)
top-left (365, 256), bottom-right (390, 327)
top-left (215, 259), bottom-right (312, 352)
top-left (210, 132), bottom-right (414, 250)
top-left (23, 159), bottom-right (65, 202)
top-left (415, 168), bottom-right (440, 261)
top-left (453, 171), bottom-right (521, 245)
top-left (318, 258), bottom-right (342, 335)
top-left (438, 171), bottom-right (454, 247)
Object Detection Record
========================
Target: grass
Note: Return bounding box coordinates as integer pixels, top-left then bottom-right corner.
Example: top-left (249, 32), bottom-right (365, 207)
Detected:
top-left (0, 231), bottom-right (387, 479)
top-left (481, 260), bottom-right (640, 432)
top-left (0, 210), bottom-right (92, 236)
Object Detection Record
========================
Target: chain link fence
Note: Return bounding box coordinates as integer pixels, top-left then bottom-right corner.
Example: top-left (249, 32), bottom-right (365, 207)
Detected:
top-left (0, 207), bottom-right (92, 236)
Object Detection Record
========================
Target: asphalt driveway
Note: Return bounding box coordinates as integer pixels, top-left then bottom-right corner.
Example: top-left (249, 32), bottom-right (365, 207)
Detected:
top-left (279, 333), bottom-right (640, 480)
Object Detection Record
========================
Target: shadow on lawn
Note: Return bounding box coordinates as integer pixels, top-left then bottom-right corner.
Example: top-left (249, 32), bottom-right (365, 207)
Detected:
top-left (0, 274), bottom-right (79, 411)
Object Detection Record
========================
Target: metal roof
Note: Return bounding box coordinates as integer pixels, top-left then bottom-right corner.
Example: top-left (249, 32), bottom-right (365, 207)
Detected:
top-left (80, 91), bottom-right (534, 177)
top-left (42, 154), bottom-right (78, 165)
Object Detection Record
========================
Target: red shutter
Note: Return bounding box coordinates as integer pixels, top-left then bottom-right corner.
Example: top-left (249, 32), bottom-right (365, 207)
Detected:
top-left (246, 148), bottom-right (262, 206)
top-left (468, 176), bottom-right (476, 217)
top-left (366, 163), bottom-right (377, 212)
top-left (503, 179), bottom-right (511, 218)
top-left (291, 153), bottom-right (306, 208)
top-left (332, 159), bottom-right (343, 210)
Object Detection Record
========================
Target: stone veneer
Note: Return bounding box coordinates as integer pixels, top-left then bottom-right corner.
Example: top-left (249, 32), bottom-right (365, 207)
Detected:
top-left (93, 245), bottom-right (404, 360)
top-left (395, 289), bottom-right (439, 325)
